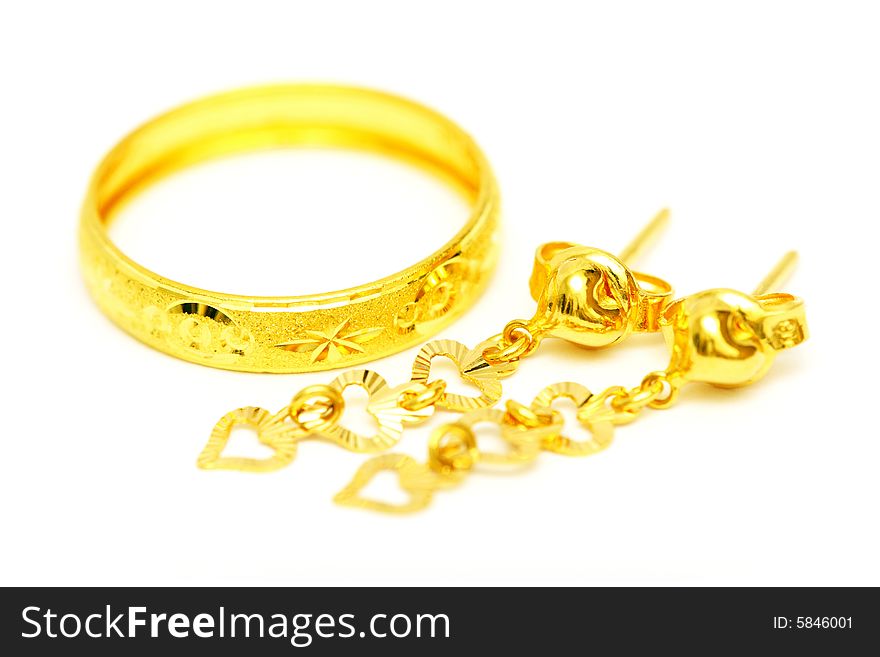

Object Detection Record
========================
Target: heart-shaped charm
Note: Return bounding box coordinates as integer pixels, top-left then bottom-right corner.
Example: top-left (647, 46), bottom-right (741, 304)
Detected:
top-left (333, 454), bottom-right (438, 513)
top-left (320, 370), bottom-right (433, 452)
top-left (197, 406), bottom-right (303, 472)
top-left (411, 339), bottom-right (520, 412)
top-left (456, 408), bottom-right (542, 466)
top-left (531, 382), bottom-right (614, 456)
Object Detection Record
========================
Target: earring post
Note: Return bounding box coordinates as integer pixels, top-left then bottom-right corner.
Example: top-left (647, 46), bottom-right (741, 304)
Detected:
top-left (618, 208), bottom-right (670, 264)
top-left (753, 251), bottom-right (799, 295)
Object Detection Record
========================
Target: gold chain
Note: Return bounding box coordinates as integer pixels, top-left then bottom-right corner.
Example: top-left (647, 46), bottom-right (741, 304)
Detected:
top-left (196, 222), bottom-right (807, 514)
top-left (198, 323), bottom-right (681, 513)
top-left (582, 371), bottom-right (681, 426)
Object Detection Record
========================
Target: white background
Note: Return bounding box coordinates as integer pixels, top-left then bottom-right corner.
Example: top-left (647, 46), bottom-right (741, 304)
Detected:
top-left (1, 1), bottom-right (877, 586)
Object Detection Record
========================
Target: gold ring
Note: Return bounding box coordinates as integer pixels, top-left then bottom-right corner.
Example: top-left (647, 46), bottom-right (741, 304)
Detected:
top-left (79, 84), bottom-right (499, 372)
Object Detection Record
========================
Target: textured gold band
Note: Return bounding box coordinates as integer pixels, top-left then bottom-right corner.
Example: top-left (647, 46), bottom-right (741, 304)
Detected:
top-left (79, 84), bottom-right (499, 372)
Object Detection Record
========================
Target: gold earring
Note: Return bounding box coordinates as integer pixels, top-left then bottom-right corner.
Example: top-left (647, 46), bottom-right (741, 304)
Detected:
top-left (560, 250), bottom-right (808, 427)
top-left (333, 252), bottom-right (807, 513)
top-left (522, 208), bottom-right (674, 351)
top-left (661, 251), bottom-right (807, 389)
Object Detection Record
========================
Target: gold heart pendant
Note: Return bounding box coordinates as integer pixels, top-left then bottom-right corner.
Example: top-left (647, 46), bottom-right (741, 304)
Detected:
top-left (319, 370), bottom-right (434, 452)
top-left (457, 408), bottom-right (542, 466)
top-left (410, 339), bottom-right (520, 412)
top-left (333, 454), bottom-right (439, 513)
top-left (197, 406), bottom-right (304, 472)
top-left (531, 382), bottom-right (614, 456)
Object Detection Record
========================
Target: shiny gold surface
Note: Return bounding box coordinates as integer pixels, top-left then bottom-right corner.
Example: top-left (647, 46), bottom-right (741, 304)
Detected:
top-left (79, 84), bottom-right (499, 372)
top-left (524, 209), bottom-right (674, 349)
top-left (194, 211), bottom-right (808, 513)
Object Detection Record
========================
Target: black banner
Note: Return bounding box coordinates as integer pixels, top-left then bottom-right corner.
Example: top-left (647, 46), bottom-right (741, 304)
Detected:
top-left (0, 587), bottom-right (875, 654)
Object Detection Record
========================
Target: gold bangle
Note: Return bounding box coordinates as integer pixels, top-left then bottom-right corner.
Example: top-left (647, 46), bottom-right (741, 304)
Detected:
top-left (79, 84), bottom-right (499, 373)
